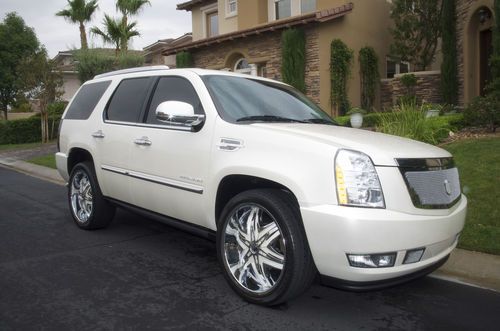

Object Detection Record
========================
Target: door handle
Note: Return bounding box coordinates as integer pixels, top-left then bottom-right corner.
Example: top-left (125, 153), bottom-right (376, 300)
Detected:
top-left (134, 136), bottom-right (152, 146)
top-left (92, 130), bottom-right (105, 138)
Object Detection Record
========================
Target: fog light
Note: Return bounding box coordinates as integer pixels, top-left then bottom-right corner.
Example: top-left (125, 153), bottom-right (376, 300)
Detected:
top-left (347, 253), bottom-right (396, 268)
top-left (403, 248), bottom-right (425, 264)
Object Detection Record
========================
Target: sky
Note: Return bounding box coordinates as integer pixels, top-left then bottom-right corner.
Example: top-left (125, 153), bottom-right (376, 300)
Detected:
top-left (0, 0), bottom-right (192, 57)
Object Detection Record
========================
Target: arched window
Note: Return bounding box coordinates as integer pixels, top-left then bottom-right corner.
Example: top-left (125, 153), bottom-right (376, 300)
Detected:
top-left (234, 58), bottom-right (251, 74)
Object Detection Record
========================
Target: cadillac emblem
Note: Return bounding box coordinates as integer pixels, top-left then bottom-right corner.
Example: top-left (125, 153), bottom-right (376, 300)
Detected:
top-left (444, 179), bottom-right (452, 196)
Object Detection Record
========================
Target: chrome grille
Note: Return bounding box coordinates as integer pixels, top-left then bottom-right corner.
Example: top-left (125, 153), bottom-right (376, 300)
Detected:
top-left (396, 158), bottom-right (461, 209)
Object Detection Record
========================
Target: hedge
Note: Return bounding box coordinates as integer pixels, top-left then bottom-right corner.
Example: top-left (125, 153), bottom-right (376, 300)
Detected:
top-left (334, 113), bottom-right (464, 145)
top-left (0, 115), bottom-right (60, 145)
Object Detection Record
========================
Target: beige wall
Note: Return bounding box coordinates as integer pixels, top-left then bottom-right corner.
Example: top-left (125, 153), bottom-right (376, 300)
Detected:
top-left (61, 73), bottom-right (81, 102)
top-left (317, 0), bottom-right (393, 114)
top-left (191, 1), bottom-right (240, 41)
top-left (238, 0), bottom-right (268, 30)
top-left (192, 6), bottom-right (204, 41)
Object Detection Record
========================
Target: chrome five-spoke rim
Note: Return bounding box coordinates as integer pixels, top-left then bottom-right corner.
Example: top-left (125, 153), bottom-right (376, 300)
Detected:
top-left (70, 170), bottom-right (93, 223)
top-left (223, 204), bottom-right (286, 294)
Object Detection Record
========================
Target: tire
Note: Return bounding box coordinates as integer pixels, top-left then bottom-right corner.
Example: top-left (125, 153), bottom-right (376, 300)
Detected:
top-left (217, 189), bottom-right (316, 306)
top-left (68, 161), bottom-right (115, 230)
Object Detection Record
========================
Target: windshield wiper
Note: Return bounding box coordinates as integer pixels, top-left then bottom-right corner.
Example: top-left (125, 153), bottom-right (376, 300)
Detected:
top-left (236, 115), bottom-right (307, 123)
top-left (303, 118), bottom-right (337, 125)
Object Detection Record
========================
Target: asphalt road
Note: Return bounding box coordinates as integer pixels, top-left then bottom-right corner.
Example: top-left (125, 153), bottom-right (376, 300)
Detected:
top-left (1, 167), bottom-right (499, 331)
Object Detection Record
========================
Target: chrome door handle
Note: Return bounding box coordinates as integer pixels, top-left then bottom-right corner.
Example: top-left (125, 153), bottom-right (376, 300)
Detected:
top-left (92, 130), bottom-right (105, 138)
top-left (134, 137), bottom-right (152, 146)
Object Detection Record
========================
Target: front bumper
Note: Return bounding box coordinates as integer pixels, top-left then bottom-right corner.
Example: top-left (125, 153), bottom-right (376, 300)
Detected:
top-left (300, 195), bottom-right (467, 284)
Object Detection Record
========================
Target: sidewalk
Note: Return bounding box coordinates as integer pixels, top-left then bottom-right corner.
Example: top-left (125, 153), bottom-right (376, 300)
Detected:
top-left (0, 144), bottom-right (499, 292)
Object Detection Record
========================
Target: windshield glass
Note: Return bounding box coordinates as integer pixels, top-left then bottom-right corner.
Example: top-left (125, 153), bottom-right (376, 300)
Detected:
top-left (202, 75), bottom-right (336, 125)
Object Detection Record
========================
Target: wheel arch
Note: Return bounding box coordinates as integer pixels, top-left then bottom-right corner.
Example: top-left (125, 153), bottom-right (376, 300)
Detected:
top-left (214, 174), bottom-right (301, 227)
top-left (67, 147), bottom-right (95, 175)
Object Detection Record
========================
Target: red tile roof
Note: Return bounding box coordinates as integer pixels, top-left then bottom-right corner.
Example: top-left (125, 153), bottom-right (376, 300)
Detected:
top-left (163, 3), bottom-right (353, 55)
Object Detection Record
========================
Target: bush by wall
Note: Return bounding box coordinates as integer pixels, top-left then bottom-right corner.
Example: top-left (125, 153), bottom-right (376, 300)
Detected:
top-left (281, 28), bottom-right (306, 92)
top-left (358, 46), bottom-right (379, 111)
top-left (176, 51), bottom-right (193, 68)
top-left (330, 39), bottom-right (353, 115)
top-left (463, 96), bottom-right (499, 132)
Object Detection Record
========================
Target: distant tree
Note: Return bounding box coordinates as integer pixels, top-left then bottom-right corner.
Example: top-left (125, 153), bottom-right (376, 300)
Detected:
top-left (91, 14), bottom-right (139, 56)
top-left (390, 0), bottom-right (443, 71)
top-left (116, 0), bottom-right (150, 52)
top-left (0, 13), bottom-right (40, 121)
top-left (440, 0), bottom-right (458, 105)
top-left (56, 0), bottom-right (99, 50)
top-left (19, 49), bottom-right (63, 142)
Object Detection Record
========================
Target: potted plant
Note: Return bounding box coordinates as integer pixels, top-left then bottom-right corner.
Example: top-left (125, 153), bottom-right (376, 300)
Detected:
top-left (347, 107), bottom-right (367, 128)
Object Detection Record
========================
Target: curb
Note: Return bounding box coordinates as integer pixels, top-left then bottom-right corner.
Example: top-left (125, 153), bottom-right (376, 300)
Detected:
top-left (0, 157), bottom-right (65, 186)
top-left (0, 155), bottom-right (499, 293)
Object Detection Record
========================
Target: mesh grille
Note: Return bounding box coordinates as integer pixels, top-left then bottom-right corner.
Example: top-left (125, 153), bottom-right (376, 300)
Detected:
top-left (404, 168), bottom-right (461, 208)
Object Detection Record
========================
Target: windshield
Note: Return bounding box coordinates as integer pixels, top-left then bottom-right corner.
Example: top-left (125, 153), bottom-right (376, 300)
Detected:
top-left (202, 75), bottom-right (336, 125)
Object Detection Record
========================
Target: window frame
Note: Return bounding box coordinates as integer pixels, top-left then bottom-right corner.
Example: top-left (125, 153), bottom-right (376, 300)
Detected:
top-left (103, 77), bottom-right (156, 126)
top-left (226, 0), bottom-right (237, 17)
top-left (201, 3), bottom-right (219, 38)
top-left (386, 57), bottom-right (412, 78)
top-left (269, 0), bottom-right (316, 21)
top-left (141, 75), bottom-right (206, 132)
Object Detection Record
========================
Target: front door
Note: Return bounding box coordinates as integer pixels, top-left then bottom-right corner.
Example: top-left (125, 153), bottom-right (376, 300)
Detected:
top-left (128, 75), bottom-right (213, 227)
top-left (480, 29), bottom-right (493, 95)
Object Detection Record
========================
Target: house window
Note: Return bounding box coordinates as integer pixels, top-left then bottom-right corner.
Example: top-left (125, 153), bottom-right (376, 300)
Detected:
top-left (301, 0), bottom-right (316, 13)
top-left (275, 0), bottom-right (291, 19)
top-left (226, 0), bottom-right (237, 16)
top-left (386, 58), bottom-right (411, 78)
top-left (207, 11), bottom-right (219, 37)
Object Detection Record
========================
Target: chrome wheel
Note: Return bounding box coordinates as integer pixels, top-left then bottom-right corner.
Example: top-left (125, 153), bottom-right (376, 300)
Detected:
top-left (223, 204), bottom-right (286, 294)
top-left (70, 170), bottom-right (93, 223)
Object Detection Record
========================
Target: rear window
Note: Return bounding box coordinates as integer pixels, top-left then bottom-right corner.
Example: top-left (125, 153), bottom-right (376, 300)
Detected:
top-left (106, 77), bottom-right (152, 123)
top-left (64, 81), bottom-right (111, 120)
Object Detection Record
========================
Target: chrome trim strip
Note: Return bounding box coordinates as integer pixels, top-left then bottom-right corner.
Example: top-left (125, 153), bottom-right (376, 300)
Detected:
top-left (101, 165), bottom-right (203, 194)
top-left (103, 119), bottom-right (193, 132)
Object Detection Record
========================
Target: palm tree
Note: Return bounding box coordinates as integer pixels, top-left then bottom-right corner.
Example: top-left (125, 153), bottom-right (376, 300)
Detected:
top-left (56, 0), bottom-right (99, 50)
top-left (116, 0), bottom-right (150, 51)
top-left (90, 15), bottom-right (140, 56)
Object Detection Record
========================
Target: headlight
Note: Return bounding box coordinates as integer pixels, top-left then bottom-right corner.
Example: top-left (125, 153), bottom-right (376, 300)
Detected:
top-left (335, 149), bottom-right (385, 208)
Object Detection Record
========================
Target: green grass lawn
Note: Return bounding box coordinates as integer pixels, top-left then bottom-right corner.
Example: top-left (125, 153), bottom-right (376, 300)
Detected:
top-left (444, 137), bottom-right (500, 255)
top-left (27, 154), bottom-right (56, 169)
top-left (0, 142), bottom-right (44, 152)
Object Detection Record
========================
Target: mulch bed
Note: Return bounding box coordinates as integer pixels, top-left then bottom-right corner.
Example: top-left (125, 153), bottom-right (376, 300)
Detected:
top-left (439, 127), bottom-right (499, 146)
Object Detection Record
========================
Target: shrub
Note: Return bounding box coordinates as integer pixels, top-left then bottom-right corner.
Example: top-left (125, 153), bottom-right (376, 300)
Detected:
top-left (11, 103), bottom-right (32, 113)
top-left (176, 51), bottom-right (193, 68)
top-left (281, 28), bottom-right (306, 92)
top-left (74, 49), bottom-right (145, 83)
top-left (463, 96), bottom-right (499, 132)
top-left (330, 39), bottom-right (353, 115)
top-left (375, 103), bottom-right (463, 144)
top-left (0, 115), bottom-right (61, 145)
top-left (358, 46), bottom-right (379, 111)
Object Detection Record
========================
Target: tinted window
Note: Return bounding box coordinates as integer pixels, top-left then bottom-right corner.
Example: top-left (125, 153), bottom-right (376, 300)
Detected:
top-left (106, 77), bottom-right (151, 123)
top-left (146, 77), bottom-right (203, 125)
top-left (64, 81), bottom-right (111, 120)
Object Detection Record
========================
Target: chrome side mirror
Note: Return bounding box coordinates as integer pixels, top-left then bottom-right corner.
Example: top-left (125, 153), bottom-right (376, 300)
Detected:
top-left (155, 101), bottom-right (205, 127)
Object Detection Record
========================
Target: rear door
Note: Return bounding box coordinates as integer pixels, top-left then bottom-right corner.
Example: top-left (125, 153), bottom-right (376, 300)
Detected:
top-left (127, 74), bottom-right (213, 226)
top-left (93, 76), bottom-right (156, 204)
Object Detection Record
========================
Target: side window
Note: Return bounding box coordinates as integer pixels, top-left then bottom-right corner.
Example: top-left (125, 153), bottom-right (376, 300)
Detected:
top-left (64, 81), bottom-right (111, 120)
top-left (106, 77), bottom-right (151, 123)
top-left (146, 77), bottom-right (204, 125)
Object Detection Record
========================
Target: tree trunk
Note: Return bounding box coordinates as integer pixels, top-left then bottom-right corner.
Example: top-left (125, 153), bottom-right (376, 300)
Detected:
top-left (121, 16), bottom-right (128, 53)
top-left (79, 22), bottom-right (88, 50)
top-left (2, 109), bottom-right (7, 121)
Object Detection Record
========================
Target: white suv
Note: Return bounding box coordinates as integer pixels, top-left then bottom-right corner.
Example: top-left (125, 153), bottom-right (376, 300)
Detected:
top-left (56, 66), bottom-right (467, 305)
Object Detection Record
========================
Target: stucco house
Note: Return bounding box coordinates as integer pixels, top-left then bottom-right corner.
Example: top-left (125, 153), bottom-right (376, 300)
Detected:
top-left (143, 33), bottom-right (193, 66)
top-left (166, 0), bottom-right (495, 115)
top-left (53, 51), bottom-right (81, 102)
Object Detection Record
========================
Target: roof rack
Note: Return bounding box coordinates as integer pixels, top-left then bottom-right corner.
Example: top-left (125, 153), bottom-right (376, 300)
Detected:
top-left (93, 65), bottom-right (170, 79)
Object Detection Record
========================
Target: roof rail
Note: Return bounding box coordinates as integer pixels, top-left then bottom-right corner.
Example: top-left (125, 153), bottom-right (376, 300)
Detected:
top-left (93, 65), bottom-right (170, 79)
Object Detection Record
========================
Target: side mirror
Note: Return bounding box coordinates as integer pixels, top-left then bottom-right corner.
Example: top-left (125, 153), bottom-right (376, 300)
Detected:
top-left (155, 101), bottom-right (205, 127)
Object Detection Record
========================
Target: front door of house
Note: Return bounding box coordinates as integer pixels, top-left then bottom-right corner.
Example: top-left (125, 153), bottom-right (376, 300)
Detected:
top-left (480, 29), bottom-right (493, 96)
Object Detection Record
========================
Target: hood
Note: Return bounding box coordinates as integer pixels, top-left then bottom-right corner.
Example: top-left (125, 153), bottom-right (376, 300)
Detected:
top-left (252, 123), bottom-right (451, 166)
